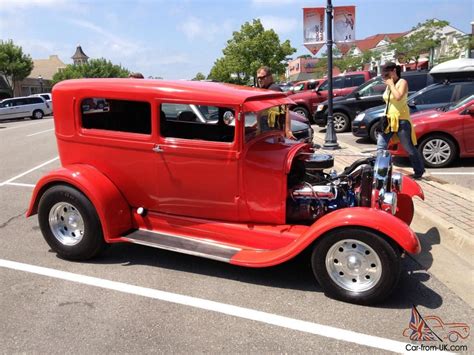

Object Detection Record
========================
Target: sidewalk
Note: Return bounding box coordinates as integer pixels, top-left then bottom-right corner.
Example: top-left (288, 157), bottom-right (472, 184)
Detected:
top-left (311, 131), bottom-right (474, 306)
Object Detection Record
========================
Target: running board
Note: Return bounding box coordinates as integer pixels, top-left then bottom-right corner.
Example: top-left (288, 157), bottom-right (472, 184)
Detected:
top-left (122, 229), bottom-right (242, 262)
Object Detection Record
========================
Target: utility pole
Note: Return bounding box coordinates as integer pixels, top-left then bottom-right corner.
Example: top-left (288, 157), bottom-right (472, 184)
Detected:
top-left (323, 0), bottom-right (340, 150)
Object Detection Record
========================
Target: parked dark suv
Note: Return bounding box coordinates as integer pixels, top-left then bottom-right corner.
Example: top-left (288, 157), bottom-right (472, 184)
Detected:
top-left (313, 71), bottom-right (433, 133)
top-left (352, 79), bottom-right (474, 142)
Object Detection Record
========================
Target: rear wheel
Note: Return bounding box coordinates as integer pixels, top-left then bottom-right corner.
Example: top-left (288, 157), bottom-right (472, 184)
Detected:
top-left (32, 109), bottom-right (44, 120)
top-left (311, 228), bottom-right (400, 305)
top-left (38, 185), bottom-right (106, 260)
top-left (292, 106), bottom-right (309, 119)
top-left (418, 134), bottom-right (457, 168)
top-left (333, 112), bottom-right (350, 133)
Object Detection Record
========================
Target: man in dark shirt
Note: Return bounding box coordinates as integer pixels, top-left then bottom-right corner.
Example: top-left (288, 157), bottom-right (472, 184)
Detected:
top-left (256, 66), bottom-right (295, 139)
top-left (256, 66), bottom-right (282, 91)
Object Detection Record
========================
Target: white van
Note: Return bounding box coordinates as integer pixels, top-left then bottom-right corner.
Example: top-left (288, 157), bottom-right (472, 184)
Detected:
top-left (30, 93), bottom-right (53, 112)
top-left (0, 96), bottom-right (52, 121)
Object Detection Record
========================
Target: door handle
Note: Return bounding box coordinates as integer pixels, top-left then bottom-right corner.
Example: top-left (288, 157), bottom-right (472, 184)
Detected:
top-left (152, 144), bottom-right (164, 153)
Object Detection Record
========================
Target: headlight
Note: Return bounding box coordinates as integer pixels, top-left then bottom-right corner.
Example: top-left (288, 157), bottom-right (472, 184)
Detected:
top-left (316, 104), bottom-right (325, 112)
top-left (354, 112), bottom-right (365, 122)
top-left (391, 172), bottom-right (403, 192)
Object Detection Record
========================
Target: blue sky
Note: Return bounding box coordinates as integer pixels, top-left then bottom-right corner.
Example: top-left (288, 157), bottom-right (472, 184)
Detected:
top-left (0, 0), bottom-right (472, 79)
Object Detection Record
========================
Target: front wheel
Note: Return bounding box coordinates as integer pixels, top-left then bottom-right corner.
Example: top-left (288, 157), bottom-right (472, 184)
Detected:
top-left (292, 106), bottom-right (309, 119)
top-left (369, 121), bottom-right (382, 143)
top-left (311, 228), bottom-right (400, 305)
top-left (38, 185), bottom-right (106, 260)
top-left (333, 112), bottom-right (350, 133)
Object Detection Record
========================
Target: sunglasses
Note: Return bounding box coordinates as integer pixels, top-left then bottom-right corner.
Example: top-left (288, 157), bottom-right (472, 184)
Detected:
top-left (257, 74), bottom-right (268, 80)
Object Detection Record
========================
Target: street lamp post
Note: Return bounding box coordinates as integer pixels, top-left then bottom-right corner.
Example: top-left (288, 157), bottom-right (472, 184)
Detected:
top-left (323, 0), bottom-right (340, 150)
top-left (38, 75), bottom-right (44, 93)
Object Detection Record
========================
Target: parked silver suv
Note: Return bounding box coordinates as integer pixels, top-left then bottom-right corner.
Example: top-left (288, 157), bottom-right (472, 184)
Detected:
top-left (0, 96), bottom-right (52, 121)
top-left (30, 93), bottom-right (53, 112)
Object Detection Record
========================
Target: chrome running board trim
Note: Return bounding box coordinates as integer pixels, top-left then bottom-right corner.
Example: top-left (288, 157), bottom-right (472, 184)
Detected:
top-left (122, 229), bottom-right (241, 262)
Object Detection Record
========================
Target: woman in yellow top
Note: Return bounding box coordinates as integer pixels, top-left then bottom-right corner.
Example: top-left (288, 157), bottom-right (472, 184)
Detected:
top-left (377, 62), bottom-right (425, 179)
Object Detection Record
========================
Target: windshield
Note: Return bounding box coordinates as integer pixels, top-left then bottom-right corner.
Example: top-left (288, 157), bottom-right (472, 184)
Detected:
top-left (357, 77), bottom-right (385, 97)
top-left (442, 94), bottom-right (474, 111)
top-left (244, 105), bottom-right (287, 142)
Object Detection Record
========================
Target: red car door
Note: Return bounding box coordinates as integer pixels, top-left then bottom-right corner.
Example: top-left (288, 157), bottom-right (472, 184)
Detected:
top-left (462, 102), bottom-right (474, 153)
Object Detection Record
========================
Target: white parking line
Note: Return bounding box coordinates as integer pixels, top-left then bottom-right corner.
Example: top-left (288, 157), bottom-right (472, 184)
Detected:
top-left (0, 157), bottom-right (59, 187)
top-left (430, 172), bottom-right (474, 176)
top-left (4, 182), bottom-right (36, 188)
top-left (0, 258), bottom-right (413, 353)
top-left (26, 128), bottom-right (54, 137)
top-left (0, 120), bottom-right (49, 131)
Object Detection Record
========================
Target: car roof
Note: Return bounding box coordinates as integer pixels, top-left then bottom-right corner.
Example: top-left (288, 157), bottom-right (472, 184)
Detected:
top-left (53, 79), bottom-right (289, 106)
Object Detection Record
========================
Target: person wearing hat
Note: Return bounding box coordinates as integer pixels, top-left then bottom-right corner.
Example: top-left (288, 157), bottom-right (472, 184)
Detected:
top-left (377, 62), bottom-right (425, 179)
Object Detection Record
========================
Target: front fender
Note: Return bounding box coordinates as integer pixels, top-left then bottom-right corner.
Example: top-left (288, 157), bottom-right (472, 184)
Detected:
top-left (231, 207), bottom-right (420, 267)
top-left (401, 175), bottom-right (424, 200)
top-left (27, 164), bottom-right (132, 241)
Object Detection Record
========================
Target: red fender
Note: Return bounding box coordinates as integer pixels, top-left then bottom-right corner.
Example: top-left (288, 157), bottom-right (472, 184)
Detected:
top-left (231, 207), bottom-right (420, 267)
top-left (401, 175), bottom-right (424, 200)
top-left (26, 165), bottom-right (132, 242)
top-left (393, 176), bottom-right (424, 225)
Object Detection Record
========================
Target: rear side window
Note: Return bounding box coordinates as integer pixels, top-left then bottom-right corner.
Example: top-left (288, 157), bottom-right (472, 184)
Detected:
top-left (459, 83), bottom-right (474, 100)
top-left (415, 85), bottom-right (455, 105)
top-left (28, 97), bottom-right (43, 104)
top-left (40, 94), bottom-right (50, 100)
top-left (405, 75), bottom-right (427, 92)
top-left (81, 98), bottom-right (151, 134)
top-left (346, 74), bottom-right (365, 87)
top-left (13, 99), bottom-right (27, 106)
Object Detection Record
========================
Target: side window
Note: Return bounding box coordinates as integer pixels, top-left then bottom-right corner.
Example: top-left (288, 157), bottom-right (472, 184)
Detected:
top-left (459, 83), bottom-right (474, 100)
top-left (415, 86), bottom-right (455, 105)
top-left (40, 94), bottom-right (50, 100)
top-left (81, 98), bottom-right (151, 134)
top-left (405, 75), bottom-right (427, 92)
top-left (160, 103), bottom-right (235, 142)
top-left (333, 76), bottom-right (345, 89)
top-left (13, 99), bottom-right (27, 106)
top-left (28, 97), bottom-right (43, 104)
top-left (347, 74), bottom-right (365, 87)
top-left (307, 81), bottom-right (317, 90)
top-left (1, 100), bottom-right (13, 108)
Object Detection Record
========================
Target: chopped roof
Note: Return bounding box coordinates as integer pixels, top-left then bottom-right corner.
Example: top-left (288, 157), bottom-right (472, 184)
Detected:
top-left (53, 79), bottom-right (293, 106)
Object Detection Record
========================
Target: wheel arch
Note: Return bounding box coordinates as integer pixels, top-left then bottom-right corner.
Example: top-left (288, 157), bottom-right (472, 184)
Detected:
top-left (27, 165), bottom-right (132, 241)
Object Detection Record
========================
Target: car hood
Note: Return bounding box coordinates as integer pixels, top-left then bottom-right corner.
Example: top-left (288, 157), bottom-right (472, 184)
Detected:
top-left (363, 104), bottom-right (386, 117)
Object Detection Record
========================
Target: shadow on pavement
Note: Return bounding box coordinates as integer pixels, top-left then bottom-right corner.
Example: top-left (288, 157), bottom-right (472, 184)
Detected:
top-left (73, 241), bottom-right (443, 310)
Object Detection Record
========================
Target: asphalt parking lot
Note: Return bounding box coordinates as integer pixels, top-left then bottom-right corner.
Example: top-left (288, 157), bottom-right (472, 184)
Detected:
top-left (0, 117), bottom-right (472, 353)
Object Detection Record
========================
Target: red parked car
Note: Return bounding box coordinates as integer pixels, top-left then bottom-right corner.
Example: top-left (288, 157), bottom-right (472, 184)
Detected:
top-left (288, 71), bottom-right (375, 119)
top-left (389, 95), bottom-right (474, 168)
top-left (27, 79), bottom-right (424, 305)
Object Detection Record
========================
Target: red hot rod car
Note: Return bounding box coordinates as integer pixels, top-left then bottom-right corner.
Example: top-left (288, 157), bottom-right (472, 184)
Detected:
top-left (27, 79), bottom-right (424, 304)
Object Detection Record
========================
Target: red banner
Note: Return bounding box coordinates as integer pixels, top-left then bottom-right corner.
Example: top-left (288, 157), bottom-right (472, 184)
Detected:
top-left (334, 6), bottom-right (356, 43)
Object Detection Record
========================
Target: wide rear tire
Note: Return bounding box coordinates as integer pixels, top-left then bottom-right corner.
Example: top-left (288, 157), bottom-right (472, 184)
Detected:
top-left (311, 228), bottom-right (400, 305)
top-left (38, 185), bottom-right (106, 260)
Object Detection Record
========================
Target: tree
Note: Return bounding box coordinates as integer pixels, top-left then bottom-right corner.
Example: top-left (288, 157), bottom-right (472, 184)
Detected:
top-left (0, 40), bottom-right (34, 95)
top-left (334, 49), bottom-right (381, 72)
top-left (192, 72), bottom-right (206, 81)
top-left (389, 19), bottom-right (449, 69)
top-left (208, 19), bottom-right (296, 85)
top-left (52, 58), bottom-right (129, 84)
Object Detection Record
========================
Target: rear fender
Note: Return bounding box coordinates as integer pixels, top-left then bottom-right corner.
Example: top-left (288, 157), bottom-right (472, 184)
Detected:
top-left (231, 207), bottom-right (420, 267)
top-left (27, 165), bottom-right (132, 241)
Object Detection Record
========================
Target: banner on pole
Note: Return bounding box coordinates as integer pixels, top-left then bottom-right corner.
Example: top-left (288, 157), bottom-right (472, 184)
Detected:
top-left (303, 7), bottom-right (325, 55)
top-left (334, 6), bottom-right (355, 43)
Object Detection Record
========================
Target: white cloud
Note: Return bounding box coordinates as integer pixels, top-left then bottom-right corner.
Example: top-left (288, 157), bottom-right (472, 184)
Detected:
top-left (259, 15), bottom-right (298, 34)
top-left (66, 18), bottom-right (140, 57)
top-left (0, 0), bottom-right (88, 14)
top-left (177, 16), bottom-right (232, 42)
